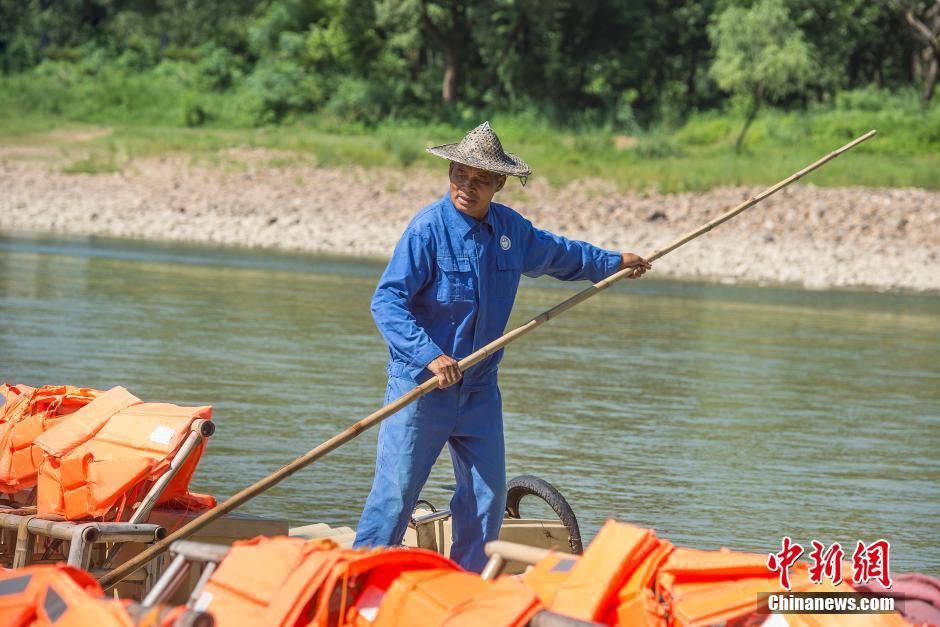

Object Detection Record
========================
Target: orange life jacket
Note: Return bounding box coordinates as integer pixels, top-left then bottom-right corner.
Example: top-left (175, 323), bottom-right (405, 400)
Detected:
top-left (196, 534), bottom-right (542, 627)
top-left (195, 535), bottom-right (461, 627)
top-left (370, 569), bottom-right (542, 627)
top-left (368, 569), bottom-right (490, 627)
top-left (0, 384), bottom-right (101, 494)
top-left (324, 545), bottom-right (501, 627)
top-left (33, 386), bottom-right (213, 520)
top-left (0, 563), bottom-right (132, 626)
top-left (194, 535), bottom-right (337, 627)
top-left (654, 547), bottom-right (799, 626)
top-left (519, 551), bottom-right (581, 608)
top-left (610, 537), bottom-right (675, 626)
top-left (524, 519), bottom-right (660, 622)
top-left (0, 383), bottom-right (33, 406)
top-left (0, 564), bottom-right (202, 627)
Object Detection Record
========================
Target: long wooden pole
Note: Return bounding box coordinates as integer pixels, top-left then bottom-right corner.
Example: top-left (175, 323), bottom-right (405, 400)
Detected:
top-left (99, 130), bottom-right (876, 588)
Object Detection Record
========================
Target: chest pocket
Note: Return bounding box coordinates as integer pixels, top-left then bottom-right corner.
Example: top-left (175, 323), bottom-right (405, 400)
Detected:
top-left (495, 254), bottom-right (522, 298)
top-left (436, 255), bottom-right (474, 302)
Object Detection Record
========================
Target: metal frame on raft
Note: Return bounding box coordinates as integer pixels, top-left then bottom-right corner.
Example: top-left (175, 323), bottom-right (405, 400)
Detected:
top-left (480, 540), bottom-right (551, 580)
top-left (410, 508), bottom-right (453, 553)
top-left (143, 540), bottom-right (229, 608)
top-left (0, 419), bottom-right (214, 588)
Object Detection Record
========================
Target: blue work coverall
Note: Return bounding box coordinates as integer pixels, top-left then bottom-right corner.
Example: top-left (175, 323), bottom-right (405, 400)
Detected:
top-left (354, 192), bottom-right (621, 571)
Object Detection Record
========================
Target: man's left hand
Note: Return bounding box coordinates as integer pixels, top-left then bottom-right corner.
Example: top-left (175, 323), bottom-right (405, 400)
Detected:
top-left (620, 252), bottom-right (651, 279)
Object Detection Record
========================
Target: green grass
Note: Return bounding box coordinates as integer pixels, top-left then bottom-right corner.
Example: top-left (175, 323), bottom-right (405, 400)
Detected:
top-left (1, 69), bottom-right (937, 192)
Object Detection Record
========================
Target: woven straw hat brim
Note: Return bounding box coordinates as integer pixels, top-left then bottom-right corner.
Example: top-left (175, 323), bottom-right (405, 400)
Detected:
top-left (427, 143), bottom-right (532, 178)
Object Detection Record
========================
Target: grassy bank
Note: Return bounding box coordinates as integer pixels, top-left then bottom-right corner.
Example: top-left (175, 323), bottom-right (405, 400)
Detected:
top-left (1, 70), bottom-right (937, 192)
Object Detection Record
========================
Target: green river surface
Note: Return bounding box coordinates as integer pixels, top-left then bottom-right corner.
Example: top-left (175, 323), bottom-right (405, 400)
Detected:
top-left (1, 232), bottom-right (938, 573)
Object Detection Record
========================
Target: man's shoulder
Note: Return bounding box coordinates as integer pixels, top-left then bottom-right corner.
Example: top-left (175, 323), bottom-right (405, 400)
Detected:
top-left (403, 197), bottom-right (445, 237)
top-left (490, 201), bottom-right (531, 230)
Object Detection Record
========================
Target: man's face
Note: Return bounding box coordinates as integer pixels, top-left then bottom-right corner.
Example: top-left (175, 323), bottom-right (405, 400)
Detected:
top-left (449, 162), bottom-right (506, 217)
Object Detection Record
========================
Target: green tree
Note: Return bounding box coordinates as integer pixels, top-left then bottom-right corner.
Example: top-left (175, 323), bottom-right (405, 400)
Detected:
top-left (0, 0), bottom-right (930, 127)
top-left (787, 0), bottom-right (902, 91)
top-left (709, 0), bottom-right (817, 151)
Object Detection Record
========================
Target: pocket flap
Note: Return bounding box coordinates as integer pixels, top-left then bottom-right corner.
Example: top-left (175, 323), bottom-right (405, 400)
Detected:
top-left (438, 255), bottom-right (471, 272)
top-left (496, 254), bottom-right (521, 271)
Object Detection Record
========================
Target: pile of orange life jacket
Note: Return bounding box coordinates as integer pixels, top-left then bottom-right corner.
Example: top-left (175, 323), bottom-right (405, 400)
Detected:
top-left (0, 383), bottom-right (214, 521)
top-left (0, 385), bottom-right (100, 495)
top-left (171, 523), bottom-right (917, 627)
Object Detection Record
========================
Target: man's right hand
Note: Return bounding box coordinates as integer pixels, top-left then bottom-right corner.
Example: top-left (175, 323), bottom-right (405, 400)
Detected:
top-left (428, 354), bottom-right (462, 389)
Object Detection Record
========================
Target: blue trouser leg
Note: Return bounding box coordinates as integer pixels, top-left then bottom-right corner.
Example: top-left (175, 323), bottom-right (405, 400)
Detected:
top-left (353, 377), bottom-right (454, 549)
top-left (448, 384), bottom-right (506, 572)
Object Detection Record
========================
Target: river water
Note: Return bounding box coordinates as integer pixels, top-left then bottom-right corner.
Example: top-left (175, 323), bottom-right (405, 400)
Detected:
top-left (1, 233), bottom-right (937, 573)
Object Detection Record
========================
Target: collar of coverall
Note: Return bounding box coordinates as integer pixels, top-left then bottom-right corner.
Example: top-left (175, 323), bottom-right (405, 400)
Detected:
top-left (442, 191), bottom-right (496, 237)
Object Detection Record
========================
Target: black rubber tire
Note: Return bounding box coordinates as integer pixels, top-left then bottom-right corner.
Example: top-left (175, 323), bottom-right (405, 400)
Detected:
top-left (505, 475), bottom-right (583, 554)
top-left (414, 499), bottom-right (437, 513)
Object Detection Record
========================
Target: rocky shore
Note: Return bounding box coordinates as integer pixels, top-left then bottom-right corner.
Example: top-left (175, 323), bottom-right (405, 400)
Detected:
top-left (2, 148), bottom-right (938, 291)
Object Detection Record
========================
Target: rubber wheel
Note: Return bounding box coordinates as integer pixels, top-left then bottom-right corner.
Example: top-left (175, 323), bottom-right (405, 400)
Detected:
top-left (505, 475), bottom-right (583, 554)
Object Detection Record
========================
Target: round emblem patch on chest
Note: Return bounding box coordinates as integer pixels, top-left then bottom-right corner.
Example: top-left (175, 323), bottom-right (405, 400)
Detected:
top-left (499, 235), bottom-right (511, 250)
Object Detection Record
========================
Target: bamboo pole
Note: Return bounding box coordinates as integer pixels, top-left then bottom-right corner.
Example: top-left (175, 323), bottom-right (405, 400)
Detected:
top-left (98, 130), bottom-right (876, 589)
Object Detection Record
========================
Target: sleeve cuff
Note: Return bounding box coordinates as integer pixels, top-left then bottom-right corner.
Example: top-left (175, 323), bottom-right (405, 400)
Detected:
top-left (408, 341), bottom-right (444, 380)
top-left (602, 249), bottom-right (622, 279)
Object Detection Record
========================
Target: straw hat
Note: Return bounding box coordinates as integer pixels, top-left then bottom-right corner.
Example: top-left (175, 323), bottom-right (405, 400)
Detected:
top-left (426, 121), bottom-right (532, 182)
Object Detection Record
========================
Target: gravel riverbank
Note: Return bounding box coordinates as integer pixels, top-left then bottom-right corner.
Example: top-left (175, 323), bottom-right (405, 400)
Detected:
top-left (2, 150), bottom-right (938, 291)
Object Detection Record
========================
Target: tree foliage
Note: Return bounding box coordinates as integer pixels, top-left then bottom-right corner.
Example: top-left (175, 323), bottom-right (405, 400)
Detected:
top-left (709, 0), bottom-right (817, 150)
top-left (0, 0), bottom-right (932, 126)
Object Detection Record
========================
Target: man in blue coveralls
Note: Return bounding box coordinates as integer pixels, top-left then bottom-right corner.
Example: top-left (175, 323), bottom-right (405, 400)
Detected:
top-left (354, 122), bottom-right (650, 571)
